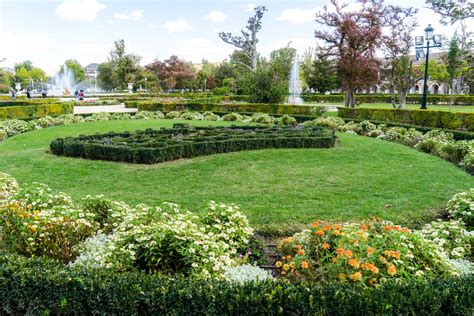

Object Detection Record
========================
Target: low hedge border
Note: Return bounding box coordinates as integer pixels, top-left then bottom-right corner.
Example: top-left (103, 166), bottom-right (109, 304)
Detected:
top-left (124, 101), bottom-right (320, 116)
top-left (338, 107), bottom-right (474, 132)
top-left (302, 93), bottom-right (474, 105)
top-left (50, 125), bottom-right (337, 164)
top-left (0, 98), bottom-right (60, 107)
top-left (0, 254), bottom-right (472, 315)
top-left (0, 102), bottom-right (74, 120)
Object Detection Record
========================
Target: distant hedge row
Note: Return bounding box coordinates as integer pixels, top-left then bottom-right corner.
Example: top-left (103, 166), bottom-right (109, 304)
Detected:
top-left (338, 107), bottom-right (474, 132)
top-left (125, 100), bottom-right (319, 116)
top-left (50, 125), bottom-right (337, 164)
top-left (0, 102), bottom-right (74, 120)
top-left (302, 93), bottom-right (474, 105)
top-left (0, 254), bottom-right (472, 315)
top-left (0, 98), bottom-right (60, 108)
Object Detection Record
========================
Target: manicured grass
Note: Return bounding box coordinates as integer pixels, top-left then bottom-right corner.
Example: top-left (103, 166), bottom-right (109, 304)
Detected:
top-left (308, 103), bottom-right (474, 112)
top-left (0, 119), bottom-right (472, 229)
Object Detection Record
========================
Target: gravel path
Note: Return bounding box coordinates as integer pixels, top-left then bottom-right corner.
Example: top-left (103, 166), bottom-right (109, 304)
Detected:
top-left (74, 103), bottom-right (137, 114)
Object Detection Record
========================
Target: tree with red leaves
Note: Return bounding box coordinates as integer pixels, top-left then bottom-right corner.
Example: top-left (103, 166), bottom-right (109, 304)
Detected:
top-left (315, 0), bottom-right (384, 107)
top-left (146, 55), bottom-right (196, 91)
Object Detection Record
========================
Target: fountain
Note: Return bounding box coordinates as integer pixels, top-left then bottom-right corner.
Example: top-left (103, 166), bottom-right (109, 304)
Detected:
top-left (287, 53), bottom-right (304, 105)
top-left (43, 64), bottom-right (101, 96)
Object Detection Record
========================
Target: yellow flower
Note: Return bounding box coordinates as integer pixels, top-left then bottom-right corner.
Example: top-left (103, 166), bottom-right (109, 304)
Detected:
top-left (348, 258), bottom-right (360, 269)
top-left (282, 264), bottom-right (290, 271)
top-left (301, 261), bottom-right (309, 269)
top-left (322, 243), bottom-right (331, 250)
top-left (387, 264), bottom-right (397, 276)
top-left (349, 272), bottom-right (362, 281)
top-left (276, 261), bottom-right (282, 268)
top-left (367, 247), bottom-right (375, 255)
top-left (338, 273), bottom-right (346, 281)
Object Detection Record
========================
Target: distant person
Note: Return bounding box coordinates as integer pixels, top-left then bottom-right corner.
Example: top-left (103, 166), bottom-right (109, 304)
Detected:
top-left (74, 90), bottom-right (79, 101)
top-left (79, 89), bottom-right (84, 101)
top-left (11, 89), bottom-right (16, 100)
top-left (26, 90), bottom-right (31, 99)
top-left (42, 90), bottom-right (47, 98)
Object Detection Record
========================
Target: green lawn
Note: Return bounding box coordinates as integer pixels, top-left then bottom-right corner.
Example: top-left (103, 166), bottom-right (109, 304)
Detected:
top-left (308, 103), bottom-right (474, 112)
top-left (0, 119), bottom-right (472, 228)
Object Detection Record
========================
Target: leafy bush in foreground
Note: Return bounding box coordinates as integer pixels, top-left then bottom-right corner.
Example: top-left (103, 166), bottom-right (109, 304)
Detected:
top-left (446, 189), bottom-right (474, 227)
top-left (0, 254), bottom-right (472, 315)
top-left (277, 219), bottom-right (457, 285)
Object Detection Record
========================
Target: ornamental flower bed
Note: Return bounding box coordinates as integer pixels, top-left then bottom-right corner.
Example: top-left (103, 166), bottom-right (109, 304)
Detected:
top-left (49, 125), bottom-right (337, 164)
top-left (276, 219), bottom-right (460, 286)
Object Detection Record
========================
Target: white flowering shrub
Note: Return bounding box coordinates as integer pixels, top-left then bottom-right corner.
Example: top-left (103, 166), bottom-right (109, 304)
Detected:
top-left (85, 112), bottom-right (114, 122)
top-left (438, 140), bottom-right (473, 164)
top-left (180, 111), bottom-right (204, 121)
top-left (379, 127), bottom-right (423, 147)
top-left (202, 111), bottom-right (220, 121)
top-left (356, 120), bottom-right (377, 135)
top-left (276, 115), bottom-right (297, 126)
top-left (420, 220), bottom-right (472, 259)
top-left (251, 113), bottom-right (274, 125)
top-left (0, 119), bottom-right (33, 136)
top-left (165, 111), bottom-right (181, 119)
top-left (0, 172), bottom-right (19, 202)
top-left (69, 233), bottom-right (109, 269)
top-left (223, 112), bottom-right (242, 121)
top-left (446, 189), bottom-right (474, 226)
top-left (72, 202), bottom-right (254, 277)
top-left (0, 183), bottom-right (98, 261)
top-left (134, 111), bottom-right (165, 120)
top-left (303, 116), bottom-right (344, 130)
top-left (462, 152), bottom-right (474, 174)
top-left (223, 264), bottom-right (273, 284)
top-left (449, 259), bottom-right (473, 275)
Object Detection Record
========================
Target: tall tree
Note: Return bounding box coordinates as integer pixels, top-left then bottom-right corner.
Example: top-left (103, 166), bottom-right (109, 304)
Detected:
top-left (14, 60), bottom-right (33, 73)
top-left (145, 55), bottom-right (196, 91)
top-left (59, 59), bottom-right (86, 83)
top-left (269, 47), bottom-right (296, 80)
top-left (305, 57), bottom-right (340, 93)
top-left (219, 6), bottom-right (267, 71)
top-left (425, 0), bottom-right (473, 24)
top-left (393, 56), bottom-right (423, 108)
top-left (382, 5), bottom-right (418, 108)
top-left (97, 62), bottom-right (115, 91)
top-left (103, 39), bottom-right (142, 90)
top-left (315, 0), bottom-right (384, 107)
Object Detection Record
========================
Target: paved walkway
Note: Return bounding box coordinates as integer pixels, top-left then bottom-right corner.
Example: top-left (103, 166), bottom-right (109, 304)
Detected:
top-left (74, 103), bottom-right (138, 114)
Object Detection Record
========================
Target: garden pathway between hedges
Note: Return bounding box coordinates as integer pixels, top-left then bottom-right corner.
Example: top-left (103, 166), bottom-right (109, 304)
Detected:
top-left (74, 103), bottom-right (138, 114)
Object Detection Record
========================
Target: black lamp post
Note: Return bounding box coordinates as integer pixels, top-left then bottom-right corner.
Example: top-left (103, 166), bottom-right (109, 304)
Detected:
top-left (415, 24), bottom-right (442, 110)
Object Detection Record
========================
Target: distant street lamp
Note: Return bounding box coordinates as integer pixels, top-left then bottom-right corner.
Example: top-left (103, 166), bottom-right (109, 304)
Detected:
top-left (415, 24), bottom-right (442, 110)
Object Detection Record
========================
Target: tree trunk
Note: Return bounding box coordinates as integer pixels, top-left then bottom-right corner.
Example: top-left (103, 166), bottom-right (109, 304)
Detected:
top-left (345, 89), bottom-right (356, 108)
top-left (398, 89), bottom-right (408, 109)
top-left (390, 83), bottom-right (396, 109)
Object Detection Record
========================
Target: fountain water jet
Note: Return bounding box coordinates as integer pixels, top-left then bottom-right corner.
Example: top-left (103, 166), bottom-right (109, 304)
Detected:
top-left (287, 53), bottom-right (304, 104)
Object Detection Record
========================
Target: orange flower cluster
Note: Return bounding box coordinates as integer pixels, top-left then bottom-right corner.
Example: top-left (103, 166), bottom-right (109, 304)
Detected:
top-left (383, 250), bottom-right (401, 260)
top-left (361, 262), bottom-right (379, 274)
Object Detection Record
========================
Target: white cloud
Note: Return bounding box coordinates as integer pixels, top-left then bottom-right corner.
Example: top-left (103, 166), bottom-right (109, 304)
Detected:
top-left (246, 3), bottom-right (256, 12)
top-left (113, 9), bottom-right (144, 21)
top-left (55, 0), bottom-right (106, 22)
top-left (170, 37), bottom-right (232, 62)
top-left (165, 18), bottom-right (192, 33)
top-left (204, 10), bottom-right (227, 23)
top-left (277, 7), bottom-right (321, 24)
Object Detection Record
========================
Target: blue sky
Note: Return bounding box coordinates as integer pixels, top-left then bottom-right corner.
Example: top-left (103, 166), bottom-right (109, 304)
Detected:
top-left (0, 0), bottom-right (470, 75)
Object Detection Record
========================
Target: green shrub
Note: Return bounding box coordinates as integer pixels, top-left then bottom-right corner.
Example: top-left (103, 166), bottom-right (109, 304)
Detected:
top-left (0, 254), bottom-right (472, 315)
top-left (0, 102), bottom-right (73, 119)
top-left (302, 93), bottom-right (474, 105)
top-left (446, 189), bottom-right (474, 227)
top-left (277, 219), bottom-right (456, 285)
top-left (165, 111), bottom-right (181, 119)
top-left (50, 126), bottom-right (337, 164)
top-left (338, 107), bottom-right (474, 131)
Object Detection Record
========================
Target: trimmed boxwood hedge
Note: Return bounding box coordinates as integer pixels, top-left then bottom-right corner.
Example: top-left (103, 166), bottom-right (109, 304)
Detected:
top-left (125, 100), bottom-right (320, 116)
top-left (302, 93), bottom-right (474, 105)
top-left (0, 102), bottom-right (74, 120)
top-left (0, 98), bottom-right (60, 107)
top-left (338, 107), bottom-right (474, 132)
top-left (50, 125), bottom-right (337, 164)
top-left (0, 254), bottom-right (472, 315)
